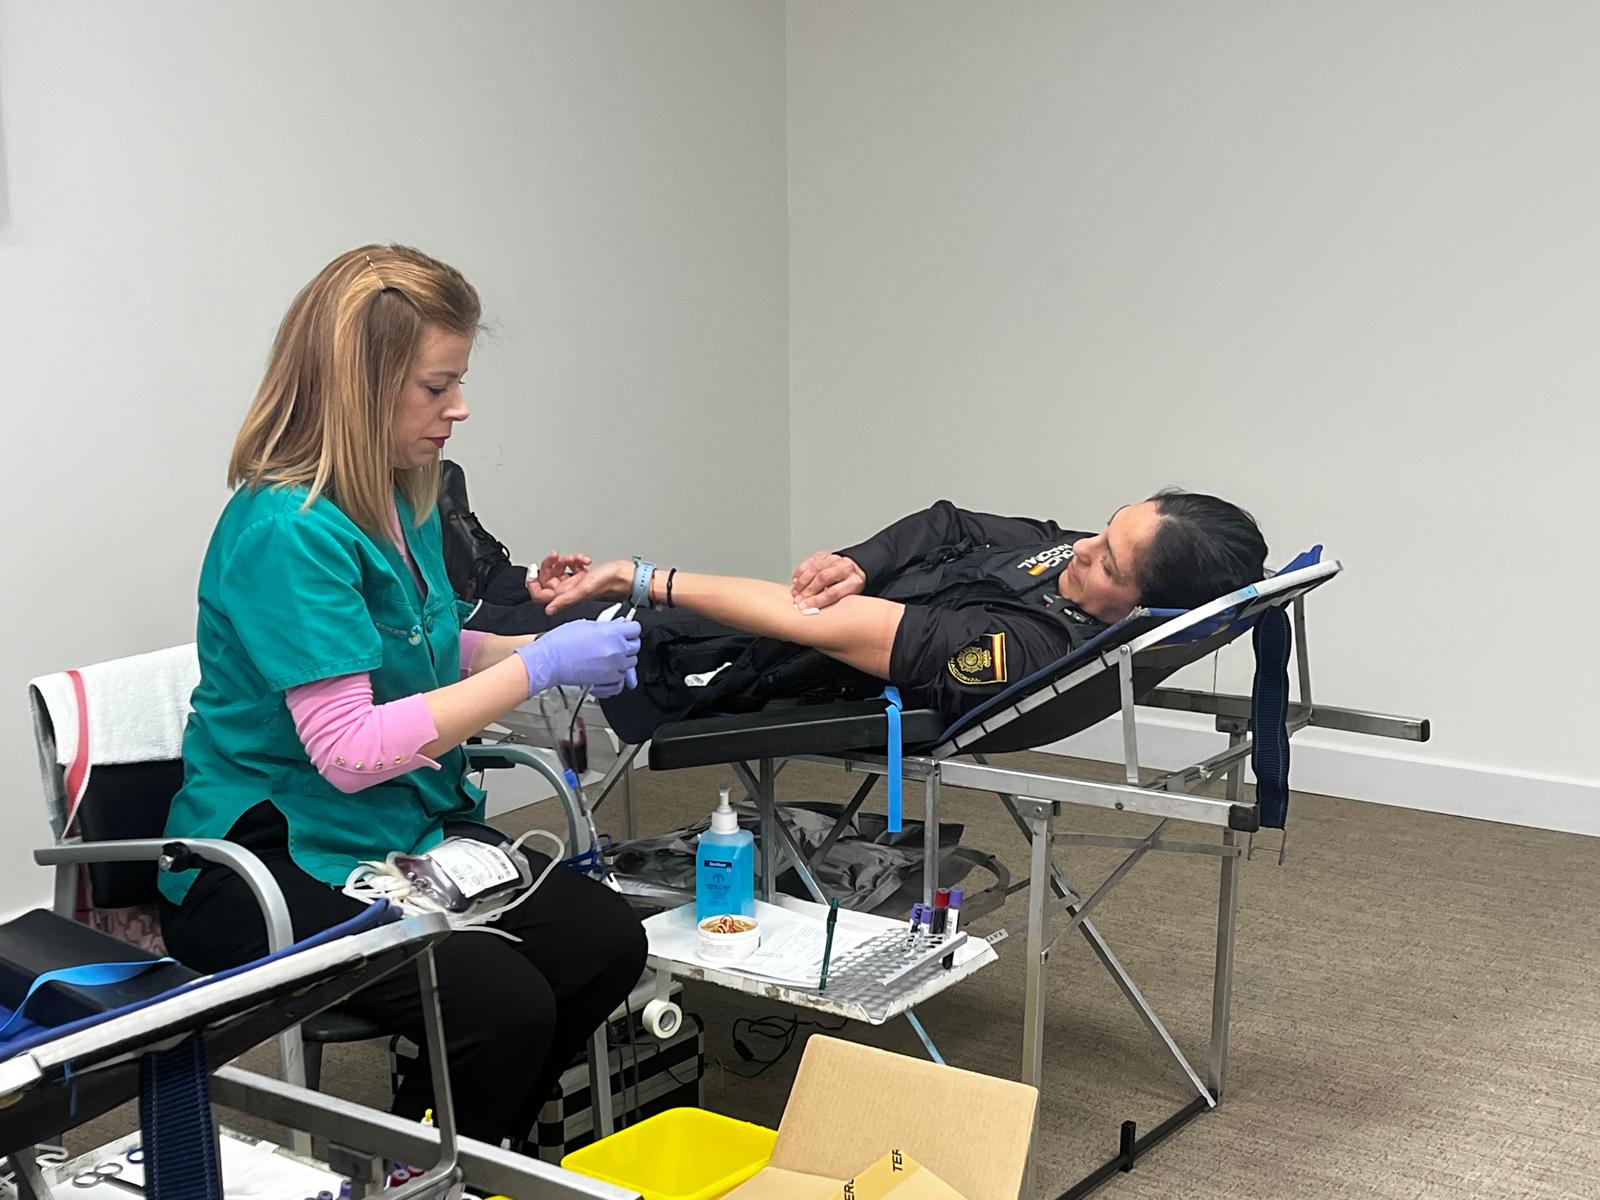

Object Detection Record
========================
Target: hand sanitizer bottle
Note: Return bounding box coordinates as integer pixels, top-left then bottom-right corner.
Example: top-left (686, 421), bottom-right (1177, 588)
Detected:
top-left (696, 786), bottom-right (755, 920)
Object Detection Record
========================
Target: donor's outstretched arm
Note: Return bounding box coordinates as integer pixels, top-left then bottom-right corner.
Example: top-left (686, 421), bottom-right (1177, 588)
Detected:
top-left (543, 559), bottom-right (905, 679)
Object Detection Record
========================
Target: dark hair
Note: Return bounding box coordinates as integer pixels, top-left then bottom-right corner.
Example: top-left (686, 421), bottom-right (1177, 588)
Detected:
top-left (1137, 489), bottom-right (1268, 610)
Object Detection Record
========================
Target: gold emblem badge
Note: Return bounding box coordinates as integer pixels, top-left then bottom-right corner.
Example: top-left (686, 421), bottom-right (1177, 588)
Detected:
top-left (947, 632), bottom-right (1008, 685)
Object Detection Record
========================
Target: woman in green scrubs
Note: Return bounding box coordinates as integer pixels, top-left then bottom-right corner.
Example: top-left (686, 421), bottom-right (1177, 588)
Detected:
top-left (159, 245), bottom-right (647, 1146)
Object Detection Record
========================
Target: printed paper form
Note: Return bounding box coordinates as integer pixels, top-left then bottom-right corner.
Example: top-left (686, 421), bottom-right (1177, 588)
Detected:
top-left (646, 900), bottom-right (876, 987)
top-left (737, 906), bottom-right (877, 986)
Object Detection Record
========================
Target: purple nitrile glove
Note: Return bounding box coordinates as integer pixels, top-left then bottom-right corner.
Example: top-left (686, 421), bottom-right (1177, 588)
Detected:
top-left (515, 620), bottom-right (641, 699)
top-left (591, 662), bottom-right (639, 700)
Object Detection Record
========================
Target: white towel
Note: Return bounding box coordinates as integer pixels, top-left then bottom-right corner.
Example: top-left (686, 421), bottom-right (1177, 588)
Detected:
top-left (30, 644), bottom-right (200, 767)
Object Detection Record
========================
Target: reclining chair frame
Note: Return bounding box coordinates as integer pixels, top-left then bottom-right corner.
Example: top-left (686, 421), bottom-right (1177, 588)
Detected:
top-left (2, 901), bottom-right (627, 1200)
top-left (574, 558), bottom-right (1429, 1194)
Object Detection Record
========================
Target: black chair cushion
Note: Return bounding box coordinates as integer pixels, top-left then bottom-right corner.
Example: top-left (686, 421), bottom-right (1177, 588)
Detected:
top-left (73, 759), bottom-right (185, 909)
top-left (646, 627), bottom-right (1242, 766)
top-left (0, 909), bottom-right (199, 1030)
top-left (648, 699), bottom-right (947, 770)
top-left (302, 1009), bottom-right (387, 1045)
top-left (953, 626), bottom-right (1240, 754)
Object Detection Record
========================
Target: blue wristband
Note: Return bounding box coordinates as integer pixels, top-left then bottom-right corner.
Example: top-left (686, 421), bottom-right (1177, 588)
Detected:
top-left (630, 558), bottom-right (657, 610)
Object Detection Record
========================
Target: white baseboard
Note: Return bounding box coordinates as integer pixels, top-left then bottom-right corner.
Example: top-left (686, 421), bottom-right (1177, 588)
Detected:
top-left (1041, 715), bottom-right (1600, 839)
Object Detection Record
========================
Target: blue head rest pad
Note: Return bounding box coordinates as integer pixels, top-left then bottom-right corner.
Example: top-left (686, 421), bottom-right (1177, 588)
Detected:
top-left (0, 900), bottom-right (396, 1061)
top-left (1142, 544), bottom-right (1326, 646)
top-left (935, 546), bottom-right (1323, 749)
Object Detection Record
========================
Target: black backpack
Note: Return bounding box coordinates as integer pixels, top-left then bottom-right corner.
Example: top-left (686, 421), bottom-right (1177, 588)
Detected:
top-left (437, 460), bottom-right (516, 602)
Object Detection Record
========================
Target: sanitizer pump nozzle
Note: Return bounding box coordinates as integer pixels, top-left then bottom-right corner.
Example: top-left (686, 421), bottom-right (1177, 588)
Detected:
top-left (710, 787), bottom-right (738, 834)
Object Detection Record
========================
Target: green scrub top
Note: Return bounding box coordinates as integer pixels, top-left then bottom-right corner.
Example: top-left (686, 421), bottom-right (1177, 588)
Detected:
top-left (160, 483), bottom-right (483, 905)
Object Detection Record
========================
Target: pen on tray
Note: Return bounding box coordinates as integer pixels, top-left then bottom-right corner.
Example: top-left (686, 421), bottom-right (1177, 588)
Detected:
top-left (819, 898), bottom-right (840, 991)
top-left (942, 888), bottom-right (964, 970)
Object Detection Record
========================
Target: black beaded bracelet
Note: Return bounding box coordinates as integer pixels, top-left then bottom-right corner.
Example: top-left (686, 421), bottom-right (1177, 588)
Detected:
top-left (665, 567), bottom-right (678, 608)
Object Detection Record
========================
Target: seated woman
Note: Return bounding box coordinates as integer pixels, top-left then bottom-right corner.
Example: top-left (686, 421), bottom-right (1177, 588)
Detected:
top-left (537, 491), bottom-right (1269, 742)
top-left (159, 245), bottom-right (646, 1148)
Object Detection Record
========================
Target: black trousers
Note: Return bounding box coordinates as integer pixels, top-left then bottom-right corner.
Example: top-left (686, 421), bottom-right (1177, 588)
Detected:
top-left (160, 824), bottom-right (646, 1146)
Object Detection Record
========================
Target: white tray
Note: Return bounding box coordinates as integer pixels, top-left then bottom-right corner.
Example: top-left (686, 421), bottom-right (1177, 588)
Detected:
top-left (644, 897), bottom-right (996, 1025)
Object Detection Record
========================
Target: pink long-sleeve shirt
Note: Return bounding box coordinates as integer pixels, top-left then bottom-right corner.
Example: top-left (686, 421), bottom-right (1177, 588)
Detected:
top-left (283, 511), bottom-right (492, 792)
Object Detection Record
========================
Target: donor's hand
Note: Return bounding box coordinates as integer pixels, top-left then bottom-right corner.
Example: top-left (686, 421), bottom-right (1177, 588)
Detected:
top-left (544, 558), bottom-right (634, 616)
top-left (526, 550), bottom-right (593, 605)
top-left (791, 552), bottom-right (865, 612)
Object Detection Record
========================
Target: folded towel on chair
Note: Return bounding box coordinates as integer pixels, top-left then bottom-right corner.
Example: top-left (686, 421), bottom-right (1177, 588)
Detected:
top-left (30, 644), bottom-right (200, 768)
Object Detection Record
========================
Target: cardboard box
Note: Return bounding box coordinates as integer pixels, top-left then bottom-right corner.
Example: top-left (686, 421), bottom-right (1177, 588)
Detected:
top-left (725, 1036), bottom-right (1037, 1200)
top-left (831, 1151), bottom-right (967, 1200)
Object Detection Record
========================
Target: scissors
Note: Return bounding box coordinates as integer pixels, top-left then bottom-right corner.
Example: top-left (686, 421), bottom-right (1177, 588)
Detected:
top-left (71, 1161), bottom-right (144, 1195)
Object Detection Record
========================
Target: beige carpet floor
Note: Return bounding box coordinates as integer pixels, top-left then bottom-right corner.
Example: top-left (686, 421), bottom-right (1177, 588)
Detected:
top-left (60, 753), bottom-right (1600, 1198)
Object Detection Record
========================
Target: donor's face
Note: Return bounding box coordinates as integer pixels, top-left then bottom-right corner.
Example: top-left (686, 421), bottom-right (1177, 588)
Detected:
top-left (1058, 500), bottom-right (1162, 622)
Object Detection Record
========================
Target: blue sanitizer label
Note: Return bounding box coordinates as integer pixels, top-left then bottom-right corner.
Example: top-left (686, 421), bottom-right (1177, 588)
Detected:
top-left (698, 832), bottom-right (755, 918)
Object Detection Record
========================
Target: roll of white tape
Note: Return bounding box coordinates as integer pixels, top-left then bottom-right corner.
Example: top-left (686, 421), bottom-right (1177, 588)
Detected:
top-left (641, 997), bottom-right (682, 1039)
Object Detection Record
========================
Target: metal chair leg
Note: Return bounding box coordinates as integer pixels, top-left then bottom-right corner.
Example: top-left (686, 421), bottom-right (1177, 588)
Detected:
top-left (589, 1024), bottom-right (615, 1138)
top-left (1017, 796), bottom-right (1054, 1198)
top-left (1209, 736), bottom-right (1247, 1101)
top-left (756, 758), bottom-right (776, 901)
top-left (303, 1038), bottom-right (324, 1093)
top-left (1016, 797), bottom-right (1054, 1091)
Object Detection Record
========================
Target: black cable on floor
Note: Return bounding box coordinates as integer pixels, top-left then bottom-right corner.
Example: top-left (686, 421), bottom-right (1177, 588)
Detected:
top-left (721, 1012), bottom-right (849, 1079)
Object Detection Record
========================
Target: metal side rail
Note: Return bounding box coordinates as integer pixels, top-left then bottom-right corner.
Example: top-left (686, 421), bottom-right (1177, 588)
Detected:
top-left (799, 752), bottom-right (1260, 833)
top-left (210, 1066), bottom-right (632, 1200)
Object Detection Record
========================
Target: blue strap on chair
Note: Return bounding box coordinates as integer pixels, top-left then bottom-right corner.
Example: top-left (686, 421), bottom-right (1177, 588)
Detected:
top-left (1251, 604), bottom-right (1293, 830)
top-left (140, 1033), bottom-right (223, 1200)
top-left (0, 959), bottom-right (176, 1043)
top-left (0, 958), bottom-right (219, 1197)
top-left (882, 687), bottom-right (904, 833)
top-left (1249, 544), bottom-right (1319, 831)
top-left (0, 902), bottom-right (395, 1065)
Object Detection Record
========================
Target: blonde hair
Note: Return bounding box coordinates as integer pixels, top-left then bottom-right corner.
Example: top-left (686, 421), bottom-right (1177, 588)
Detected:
top-left (229, 244), bottom-right (482, 534)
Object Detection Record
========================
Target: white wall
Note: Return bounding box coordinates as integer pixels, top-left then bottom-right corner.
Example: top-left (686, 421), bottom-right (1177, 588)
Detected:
top-left (786, 2), bottom-right (1600, 827)
top-left (4, 2), bottom-right (1596, 928)
top-left (0, 0), bottom-right (788, 916)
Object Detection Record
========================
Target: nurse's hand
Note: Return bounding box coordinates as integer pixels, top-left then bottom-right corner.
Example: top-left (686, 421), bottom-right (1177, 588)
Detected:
top-left (543, 559), bottom-right (633, 615)
top-left (791, 552), bottom-right (865, 612)
top-left (515, 619), bottom-right (641, 698)
top-left (526, 550), bottom-right (592, 605)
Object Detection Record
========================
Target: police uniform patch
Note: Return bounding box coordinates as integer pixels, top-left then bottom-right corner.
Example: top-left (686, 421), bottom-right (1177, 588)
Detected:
top-left (1016, 543), bottom-right (1075, 578)
top-left (947, 633), bottom-right (1008, 686)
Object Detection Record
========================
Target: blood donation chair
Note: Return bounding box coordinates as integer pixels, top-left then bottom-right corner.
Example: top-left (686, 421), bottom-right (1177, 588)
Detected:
top-left (584, 549), bottom-right (1429, 1194)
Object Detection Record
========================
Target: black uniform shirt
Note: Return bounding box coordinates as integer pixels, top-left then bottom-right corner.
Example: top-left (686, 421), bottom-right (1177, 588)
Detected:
top-left (836, 500), bottom-right (1107, 716)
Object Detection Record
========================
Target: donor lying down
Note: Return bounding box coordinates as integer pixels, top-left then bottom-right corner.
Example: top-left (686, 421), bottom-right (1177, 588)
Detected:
top-left (538, 491), bottom-right (1268, 743)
